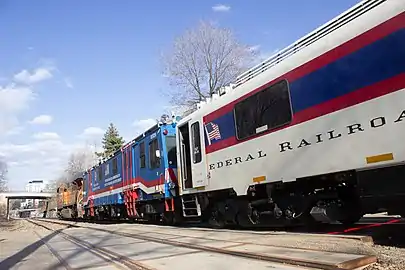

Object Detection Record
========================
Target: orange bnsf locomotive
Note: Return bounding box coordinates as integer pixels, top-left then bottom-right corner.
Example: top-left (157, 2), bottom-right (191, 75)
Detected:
top-left (56, 177), bottom-right (84, 219)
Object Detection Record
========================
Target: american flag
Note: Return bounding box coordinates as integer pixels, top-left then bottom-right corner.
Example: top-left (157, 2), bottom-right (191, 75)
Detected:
top-left (205, 122), bottom-right (221, 142)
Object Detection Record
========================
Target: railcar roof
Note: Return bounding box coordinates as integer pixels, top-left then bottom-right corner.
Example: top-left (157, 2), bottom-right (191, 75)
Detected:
top-left (89, 123), bottom-right (161, 171)
top-left (235, 0), bottom-right (385, 88)
top-left (177, 0), bottom-right (386, 125)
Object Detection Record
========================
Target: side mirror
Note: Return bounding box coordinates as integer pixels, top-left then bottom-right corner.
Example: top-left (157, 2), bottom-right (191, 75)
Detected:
top-left (155, 150), bottom-right (161, 158)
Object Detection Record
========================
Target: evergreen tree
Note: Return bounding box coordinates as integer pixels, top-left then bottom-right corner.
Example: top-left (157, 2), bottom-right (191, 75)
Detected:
top-left (96, 123), bottom-right (125, 158)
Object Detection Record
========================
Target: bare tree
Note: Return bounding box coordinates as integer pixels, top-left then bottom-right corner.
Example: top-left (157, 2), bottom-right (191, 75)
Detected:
top-left (46, 146), bottom-right (98, 194)
top-left (43, 178), bottom-right (62, 193)
top-left (161, 21), bottom-right (258, 112)
top-left (0, 158), bottom-right (8, 192)
top-left (65, 147), bottom-right (97, 182)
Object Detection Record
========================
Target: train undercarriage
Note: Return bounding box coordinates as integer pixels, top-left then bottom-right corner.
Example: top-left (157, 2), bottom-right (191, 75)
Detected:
top-left (57, 205), bottom-right (79, 219)
top-left (193, 164), bottom-right (405, 228)
top-left (63, 164), bottom-right (405, 230)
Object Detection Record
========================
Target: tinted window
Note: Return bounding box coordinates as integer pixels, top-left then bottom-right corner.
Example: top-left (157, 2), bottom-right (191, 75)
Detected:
top-left (191, 122), bottom-right (202, 164)
top-left (234, 79), bottom-right (292, 140)
top-left (165, 136), bottom-right (177, 166)
top-left (123, 152), bottom-right (127, 171)
top-left (97, 167), bottom-right (102, 182)
top-left (149, 139), bottom-right (161, 169)
top-left (140, 142), bottom-right (146, 168)
top-left (112, 158), bottom-right (118, 175)
top-left (104, 163), bottom-right (110, 176)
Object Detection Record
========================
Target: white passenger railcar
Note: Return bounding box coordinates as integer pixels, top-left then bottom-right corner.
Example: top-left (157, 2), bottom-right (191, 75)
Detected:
top-left (176, 0), bottom-right (405, 227)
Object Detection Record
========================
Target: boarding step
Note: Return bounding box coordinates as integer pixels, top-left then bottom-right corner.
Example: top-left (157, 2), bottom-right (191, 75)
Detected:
top-left (181, 194), bottom-right (202, 217)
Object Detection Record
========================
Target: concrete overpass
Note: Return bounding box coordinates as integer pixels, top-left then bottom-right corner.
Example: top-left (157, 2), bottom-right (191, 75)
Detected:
top-left (0, 191), bottom-right (55, 220)
top-left (0, 191), bottom-right (54, 199)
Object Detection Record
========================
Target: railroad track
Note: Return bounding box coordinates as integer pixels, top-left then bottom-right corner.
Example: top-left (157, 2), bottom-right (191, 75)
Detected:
top-left (40, 216), bottom-right (376, 244)
top-left (31, 218), bottom-right (377, 270)
top-left (27, 219), bottom-right (156, 270)
top-left (44, 215), bottom-right (404, 234)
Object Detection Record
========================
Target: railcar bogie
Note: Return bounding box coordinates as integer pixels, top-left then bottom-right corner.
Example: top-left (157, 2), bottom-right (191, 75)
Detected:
top-left (179, 170), bottom-right (363, 228)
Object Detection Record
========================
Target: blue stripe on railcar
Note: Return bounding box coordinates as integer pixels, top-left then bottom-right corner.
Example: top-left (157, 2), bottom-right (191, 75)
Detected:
top-left (203, 27), bottom-right (405, 153)
top-left (93, 192), bottom-right (124, 206)
top-left (91, 152), bottom-right (125, 207)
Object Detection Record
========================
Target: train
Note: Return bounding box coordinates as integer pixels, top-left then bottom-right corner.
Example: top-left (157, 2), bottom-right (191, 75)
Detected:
top-left (55, 177), bottom-right (84, 219)
top-left (54, 0), bottom-right (405, 228)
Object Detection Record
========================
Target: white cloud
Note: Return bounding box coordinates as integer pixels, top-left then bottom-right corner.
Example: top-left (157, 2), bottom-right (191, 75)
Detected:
top-left (80, 127), bottom-right (105, 138)
top-left (0, 64), bottom-right (58, 136)
top-left (212, 4), bottom-right (231, 12)
top-left (29, 114), bottom-right (53, 125)
top-left (0, 84), bottom-right (35, 135)
top-left (13, 67), bottom-right (53, 85)
top-left (0, 84), bottom-right (34, 113)
top-left (0, 138), bottom-right (99, 188)
top-left (32, 132), bottom-right (60, 140)
top-left (8, 161), bottom-right (21, 167)
top-left (0, 61), bottom-right (79, 190)
top-left (5, 126), bottom-right (24, 136)
top-left (2, 143), bottom-right (70, 191)
top-left (0, 140), bottom-right (69, 160)
top-left (132, 119), bottom-right (157, 135)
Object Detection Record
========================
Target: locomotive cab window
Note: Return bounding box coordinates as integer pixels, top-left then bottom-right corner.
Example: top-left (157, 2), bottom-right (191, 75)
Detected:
top-left (139, 142), bottom-right (146, 168)
top-left (149, 138), bottom-right (160, 169)
top-left (165, 136), bottom-right (177, 166)
top-left (123, 152), bottom-right (127, 170)
top-left (104, 163), bottom-right (110, 176)
top-left (234, 79), bottom-right (292, 140)
top-left (191, 122), bottom-right (202, 164)
top-left (97, 166), bottom-right (103, 182)
top-left (112, 158), bottom-right (118, 175)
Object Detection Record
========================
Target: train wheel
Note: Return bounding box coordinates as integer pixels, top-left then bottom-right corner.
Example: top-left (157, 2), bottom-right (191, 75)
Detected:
top-left (338, 208), bottom-right (363, 226)
top-left (338, 214), bottom-right (362, 226)
top-left (208, 204), bottom-right (225, 229)
top-left (337, 199), bottom-right (363, 226)
top-left (162, 212), bottom-right (174, 225)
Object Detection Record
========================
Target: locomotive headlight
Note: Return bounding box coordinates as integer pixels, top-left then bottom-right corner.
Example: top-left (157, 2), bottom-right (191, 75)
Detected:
top-left (163, 129), bottom-right (168, 135)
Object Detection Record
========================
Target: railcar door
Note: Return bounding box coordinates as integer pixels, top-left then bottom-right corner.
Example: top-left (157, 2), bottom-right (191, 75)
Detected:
top-left (189, 120), bottom-right (207, 188)
top-left (178, 120), bottom-right (207, 189)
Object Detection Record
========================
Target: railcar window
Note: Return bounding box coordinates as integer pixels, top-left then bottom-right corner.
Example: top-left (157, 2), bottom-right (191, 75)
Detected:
top-left (112, 158), bottom-right (118, 175)
top-left (165, 136), bottom-right (177, 166)
top-left (149, 138), bottom-right (161, 169)
top-left (104, 163), bottom-right (110, 176)
top-left (140, 142), bottom-right (146, 168)
top-left (123, 152), bottom-right (127, 171)
top-left (234, 79), bottom-right (292, 140)
top-left (191, 122), bottom-right (202, 164)
top-left (97, 167), bottom-right (102, 182)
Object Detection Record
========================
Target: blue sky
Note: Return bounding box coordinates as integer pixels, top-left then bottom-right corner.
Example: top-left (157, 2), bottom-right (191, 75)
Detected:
top-left (0, 0), bottom-right (360, 190)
